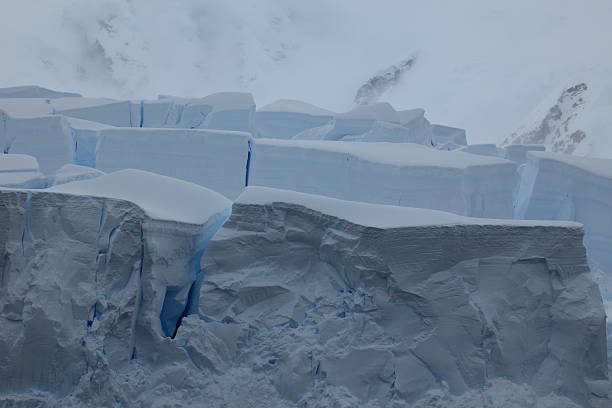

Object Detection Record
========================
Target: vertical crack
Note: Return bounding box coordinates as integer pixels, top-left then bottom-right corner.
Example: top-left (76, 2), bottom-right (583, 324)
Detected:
top-left (245, 139), bottom-right (252, 187)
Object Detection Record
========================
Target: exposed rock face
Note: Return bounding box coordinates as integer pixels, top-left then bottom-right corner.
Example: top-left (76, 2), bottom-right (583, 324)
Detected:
top-left (354, 57), bottom-right (416, 105)
top-left (505, 83), bottom-right (588, 154)
top-left (199, 187), bottom-right (609, 407)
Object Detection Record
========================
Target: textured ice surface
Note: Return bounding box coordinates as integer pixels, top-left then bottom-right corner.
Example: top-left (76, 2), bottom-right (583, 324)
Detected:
top-left (0, 170), bottom-right (231, 400)
top-left (250, 139), bottom-right (517, 218)
top-left (96, 128), bottom-right (251, 199)
top-left (198, 187), bottom-right (608, 407)
top-left (255, 99), bottom-right (334, 139)
top-left (0, 85), bottom-right (81, 99)
top-left (0, 154), bottom-right (46, 188)
top-left (0, 182), bottom-right (608, 407)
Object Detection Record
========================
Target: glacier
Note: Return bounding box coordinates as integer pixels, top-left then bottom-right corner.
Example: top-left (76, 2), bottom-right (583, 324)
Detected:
top-left (249, 139), bottom-right (518, 218)
top-left (0, 183), bottom-right (607, 407)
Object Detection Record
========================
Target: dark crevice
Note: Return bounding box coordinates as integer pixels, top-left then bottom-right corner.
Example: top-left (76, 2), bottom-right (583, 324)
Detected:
top-left (245, 139), bottom-right (252, 186)
top-left (139, 100), bottom-right (144, 128)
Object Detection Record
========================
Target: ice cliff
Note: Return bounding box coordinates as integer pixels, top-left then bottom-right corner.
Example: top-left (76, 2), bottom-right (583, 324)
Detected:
top-left (198, 187), bottom-right (608, 407)
top-left (0, 184), bottom-right (607, 407)
top-left (0, 170), bottom-right (231, 402)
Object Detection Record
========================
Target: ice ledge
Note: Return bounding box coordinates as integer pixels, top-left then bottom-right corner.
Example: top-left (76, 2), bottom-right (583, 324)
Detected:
top-left (49, 169), bottom-right (231, 224)
top-left (237, 186), bottom-right (582, 230)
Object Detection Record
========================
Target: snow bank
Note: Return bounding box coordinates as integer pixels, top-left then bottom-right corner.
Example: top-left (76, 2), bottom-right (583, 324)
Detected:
top-left (96, 128), bottom-right (251, 199)
top-left (0, 170), bottom-right (231, 397)
top-left (0, 153), bottom-right (46, 188)
top-left (198, 186), bottom-right (608, 407)
top-left (249, 139), bottom-right (518, 218)
top-left (255, 99), bottom-right (334, 139)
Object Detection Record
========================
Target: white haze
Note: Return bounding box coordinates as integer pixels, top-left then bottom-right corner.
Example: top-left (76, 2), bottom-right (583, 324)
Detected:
top-left (1, 0), bottom-right (612, 143)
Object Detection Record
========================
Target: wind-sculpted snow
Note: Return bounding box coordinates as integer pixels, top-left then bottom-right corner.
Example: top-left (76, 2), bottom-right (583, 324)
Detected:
top-left (198, 187), bottom-right (609, 407)
top-left (0, 170), bottom-right (231, 401)
top-left (250, 139), bottom-right (517, 218)
top-left (96, 128), bottom-right (251, 199)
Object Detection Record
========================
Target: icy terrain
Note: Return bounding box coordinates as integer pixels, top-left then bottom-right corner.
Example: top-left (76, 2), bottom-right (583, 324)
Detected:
top-left (1, 80), bottom-right (612, 406)
top-left (0, 184), bottom-right (607, 407)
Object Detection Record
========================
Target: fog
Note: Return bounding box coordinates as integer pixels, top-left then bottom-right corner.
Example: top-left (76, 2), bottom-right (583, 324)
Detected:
top-left (1, 0), bottom-right (611, 142)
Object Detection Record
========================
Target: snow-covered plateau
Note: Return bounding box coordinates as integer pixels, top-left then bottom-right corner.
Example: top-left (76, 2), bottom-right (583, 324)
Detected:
top-left (1, 85), bottom-right (612, 407)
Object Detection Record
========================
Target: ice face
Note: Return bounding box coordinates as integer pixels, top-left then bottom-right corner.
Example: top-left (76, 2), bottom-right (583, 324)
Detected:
top-left (96, 128), bottom-right (251, 199)
top-left (0, 154), bottom-right (46, 188)
top-left (0, 114), bottom-right (74, 172)
top-left (0, 170), bottom-right (231, 396)
top-left (198, 187), bottom-right (608, 407)
top-left (514, 152), bottom-right (612, 360)
top-left (249, 139), bottom-right (518, 218)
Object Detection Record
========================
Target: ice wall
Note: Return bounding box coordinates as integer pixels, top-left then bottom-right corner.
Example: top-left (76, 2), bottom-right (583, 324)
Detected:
top-left (199, 187), bottom-right (609, 407)
top-left (0, 170), bottom-right (231, 397)
top-left (96, 128), bottom-right (251, 199)
top-left (249, 139), bottom-right (518, 218)
top-left (515, 151), bottom-right (612, 299)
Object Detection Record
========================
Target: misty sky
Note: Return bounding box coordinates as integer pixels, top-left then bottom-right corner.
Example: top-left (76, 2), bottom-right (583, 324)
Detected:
top-left (1, 0), bottom-right (611, 143)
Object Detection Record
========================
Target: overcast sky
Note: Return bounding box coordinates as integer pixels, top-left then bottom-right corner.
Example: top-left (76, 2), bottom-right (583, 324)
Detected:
top-left (1, 0), bottom-right (611, 143)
